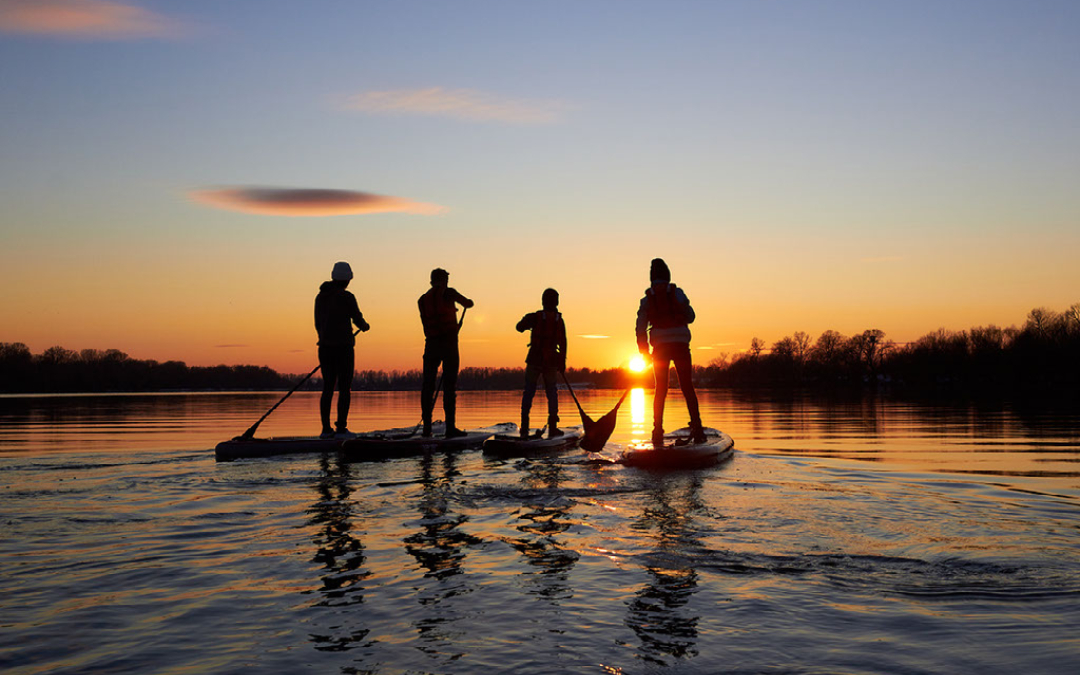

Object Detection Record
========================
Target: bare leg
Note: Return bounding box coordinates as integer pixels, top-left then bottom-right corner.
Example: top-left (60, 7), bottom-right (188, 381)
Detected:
top-left (652, 356), bottom-right (671, 443)
top-left (671, 349), bottom-right (702, 433)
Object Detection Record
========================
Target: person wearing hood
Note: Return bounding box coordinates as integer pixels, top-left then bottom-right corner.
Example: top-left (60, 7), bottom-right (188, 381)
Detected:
top-left (315, 261), bottom-right (370, 439)
top-left (635, 258), bottom-right (705, 446)
top-left (516, 288), bottom-right (567, 439)
top-left (418, 268), bottom-right (474, 438)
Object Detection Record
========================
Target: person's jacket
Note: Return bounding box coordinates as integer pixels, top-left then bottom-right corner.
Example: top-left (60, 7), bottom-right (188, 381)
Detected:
top-left (419, 286), bottom-right (472, 339)
top-left (636, 282), bottom-right (695, 351)
top-left (517, 310), bottom-right (567, 369)
top-left (315, 281), bottom-right (369, 347)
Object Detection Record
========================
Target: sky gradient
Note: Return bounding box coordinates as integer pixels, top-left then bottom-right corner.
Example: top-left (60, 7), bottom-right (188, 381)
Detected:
top-left (2, 0), bottom-right (1078, 373)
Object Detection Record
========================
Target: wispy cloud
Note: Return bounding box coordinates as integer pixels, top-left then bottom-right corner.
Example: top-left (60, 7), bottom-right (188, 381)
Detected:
top-left (343, 87), bottom-right (568, 125)
top-left (214, 344), bottom-right (246, 349)
top-left (189, 187), bottom-right (447, 217)
top-left (578, 335), bottom-right (610, 339)
top-left (0, 0), bottom-right (188, 39)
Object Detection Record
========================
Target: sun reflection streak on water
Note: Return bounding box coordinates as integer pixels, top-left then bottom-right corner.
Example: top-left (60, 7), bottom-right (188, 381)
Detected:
top-left (630, 387), bottom-right (646, 436)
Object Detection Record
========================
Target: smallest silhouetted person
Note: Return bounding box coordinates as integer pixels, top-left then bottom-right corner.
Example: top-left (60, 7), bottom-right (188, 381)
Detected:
top-left (517, 288), bottom-right (567, 439)
top-left (315, 261), bottom-right (370, 439)
top-left (636, 258), bottom-right (705, 446)
top-left (419, 268), bottom-right (474, 438)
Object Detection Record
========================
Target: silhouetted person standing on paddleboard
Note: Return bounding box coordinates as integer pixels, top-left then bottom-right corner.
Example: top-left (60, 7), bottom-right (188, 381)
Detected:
top-left (419, 268), bottom-right (473, 438)
top-left (315, 261), bottom-right (370, 439)
top-left (636, 258), bottom-right (705, 447)
top-left (516, 288), bottom-right (567, 439)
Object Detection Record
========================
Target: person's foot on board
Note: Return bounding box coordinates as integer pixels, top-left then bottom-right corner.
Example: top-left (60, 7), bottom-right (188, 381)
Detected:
top-left (422, 421), bottom-right (432, 438)
top-left (690, 425), bottom-right (707, 444)
top-left (547, 427), bottom-right (564, 439)
top-left (320, 429), bottom-right (335, 440)
top-left (651, 429), bottom-right (665, 448)
top-left (335, 428), bottom-right (357, 440)
top-left (446, 426), bottom-right (468, 439)
top-left (519, 428), bottom-right (530, 440)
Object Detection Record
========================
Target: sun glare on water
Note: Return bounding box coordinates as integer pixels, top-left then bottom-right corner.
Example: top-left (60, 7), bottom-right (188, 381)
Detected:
top-left (628, 355), bottom-right (648, 372)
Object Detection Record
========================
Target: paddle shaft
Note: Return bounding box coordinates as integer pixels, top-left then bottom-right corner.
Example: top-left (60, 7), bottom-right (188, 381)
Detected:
top-left (560, 371), bottom-right (589, 418)
top-left (239, 328), bottom-right (361, 439)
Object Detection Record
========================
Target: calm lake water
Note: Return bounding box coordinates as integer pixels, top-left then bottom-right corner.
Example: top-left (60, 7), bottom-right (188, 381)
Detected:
top-left (1, 389), bottom-right (1079, 674)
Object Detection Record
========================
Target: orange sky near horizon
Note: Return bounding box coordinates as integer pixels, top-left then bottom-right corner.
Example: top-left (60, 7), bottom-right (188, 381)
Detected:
top-left (4, 225), bottom-right (1076, 374)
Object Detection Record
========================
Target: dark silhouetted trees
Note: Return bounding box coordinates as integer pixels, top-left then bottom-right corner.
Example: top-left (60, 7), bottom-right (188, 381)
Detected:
top-left (2, 303), bottom-right (1076, 395)
top-left (340, 366), bottom-right (650, 392)
top-left (0, 343), bottom-right (288, 393)
top-left (697, 303), bottom-right (1079, 395)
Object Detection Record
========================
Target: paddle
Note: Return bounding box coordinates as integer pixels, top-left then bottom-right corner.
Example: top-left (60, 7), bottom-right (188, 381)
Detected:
top-left (235, 328), bottom-right (361, 441)
top-left (561, 372), bottom-right (629, 452)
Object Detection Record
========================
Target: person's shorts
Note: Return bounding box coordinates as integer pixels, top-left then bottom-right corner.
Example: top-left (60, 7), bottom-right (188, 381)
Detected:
top-left (651, 342), bottom-right (691, 362)
top-left (318, 345), bottom-right (355, 388)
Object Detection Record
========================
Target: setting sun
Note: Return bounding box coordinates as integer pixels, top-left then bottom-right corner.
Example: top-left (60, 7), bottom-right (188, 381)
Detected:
top-left (628, 355), bottom-right (648, 372)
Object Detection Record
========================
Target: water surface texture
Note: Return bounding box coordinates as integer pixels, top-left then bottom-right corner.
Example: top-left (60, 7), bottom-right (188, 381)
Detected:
top-left (1, 390), bottom-right (1079, 674)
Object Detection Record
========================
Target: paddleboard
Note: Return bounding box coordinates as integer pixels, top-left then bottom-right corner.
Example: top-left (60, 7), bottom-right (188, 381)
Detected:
top-left (215, 422), bottom-right (501, 462)
top-left (621, 427), bottom-right (734, 469)
top-left (215, 435), bottom-right (343, 461)
top-left (483, 426), bottom-right (584, 458)
top-left (340, 428), bottom-right (491, 461)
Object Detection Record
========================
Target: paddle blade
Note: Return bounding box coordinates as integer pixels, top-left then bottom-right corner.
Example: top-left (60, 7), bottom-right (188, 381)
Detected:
top-left (579, 389), bottom-right (630, 452)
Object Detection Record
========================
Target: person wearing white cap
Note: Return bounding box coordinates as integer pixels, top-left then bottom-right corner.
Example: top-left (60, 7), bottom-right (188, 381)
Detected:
top-left (315, 261), bottom-right (370, 439)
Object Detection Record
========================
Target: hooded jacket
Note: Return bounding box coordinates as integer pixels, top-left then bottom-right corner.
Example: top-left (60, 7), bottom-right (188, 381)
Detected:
top-left (635, 281), bottom-right (695, 351)
top-left (315, 281), bottom-right (368, 347)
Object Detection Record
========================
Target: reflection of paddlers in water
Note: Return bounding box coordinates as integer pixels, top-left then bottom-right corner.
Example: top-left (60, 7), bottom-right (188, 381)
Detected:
top-left (516, 288), bottom-right (567, 439)
top-left (636, 258), bottom-right (706, 446)
top-left (315, 262), bottom-right (370, 439)
top-left (419, 268), bottom-right (474, 438)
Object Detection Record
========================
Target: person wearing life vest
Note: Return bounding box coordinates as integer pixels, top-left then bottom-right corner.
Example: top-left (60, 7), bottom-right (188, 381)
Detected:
top-left (635, 258), bottom-right (705, 446)
top-left (418, 268), bottom-right (474, 437)
top-left (315, 261), bottom-right (370, 439)
top-left (516, 288), bottom-right (567, 439)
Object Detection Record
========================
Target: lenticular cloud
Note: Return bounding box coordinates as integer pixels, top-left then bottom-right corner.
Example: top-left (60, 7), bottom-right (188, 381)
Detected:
top-left (189, 187), bottom-right (446, 217)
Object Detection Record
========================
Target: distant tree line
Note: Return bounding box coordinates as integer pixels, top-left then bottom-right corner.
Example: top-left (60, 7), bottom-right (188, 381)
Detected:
top-left (0, 343), bottom-right (644, 394)
top-left (0, 345), bottom-right (288, 393)
top-left (338, 366), bottom-right (649, 392)
top-left (2, 303), bottom-right (1075, 395)
top-left (694, 303), bottom-right (1080, 395)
